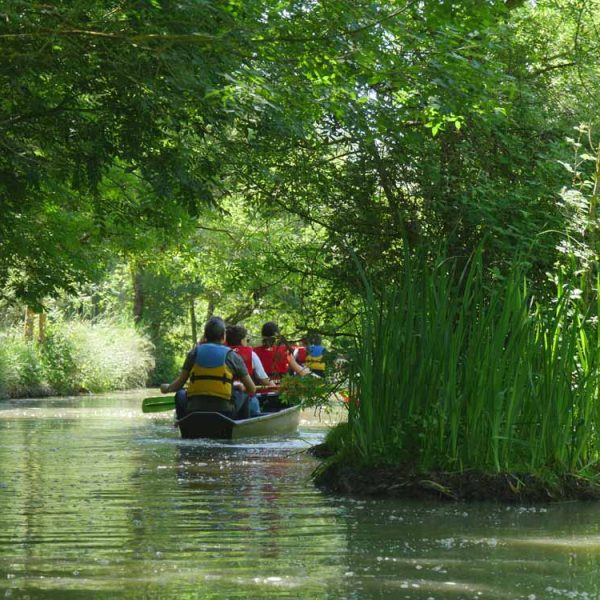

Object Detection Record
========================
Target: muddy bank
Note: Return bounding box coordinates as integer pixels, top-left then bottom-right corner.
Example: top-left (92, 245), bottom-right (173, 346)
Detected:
top-left (311, 446), bottom-right (600, 503)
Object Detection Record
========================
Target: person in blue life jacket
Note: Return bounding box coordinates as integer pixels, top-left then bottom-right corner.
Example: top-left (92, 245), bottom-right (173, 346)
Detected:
top-left (160, 316), bottom-right (256, 420)
top-left (304, 334), bottom-right (328, 377)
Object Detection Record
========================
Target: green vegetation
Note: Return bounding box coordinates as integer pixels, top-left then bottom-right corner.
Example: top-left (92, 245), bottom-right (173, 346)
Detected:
top-left (0, 321), bottom-right (153, 398)
top-left (324, 250), bottom-right (600, 480)
top-left (2, 1), bottom-right (600, 489)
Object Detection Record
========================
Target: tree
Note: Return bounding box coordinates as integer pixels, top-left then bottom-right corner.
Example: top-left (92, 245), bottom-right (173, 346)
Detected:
top-left (0, 0), bottom-right (247, 304)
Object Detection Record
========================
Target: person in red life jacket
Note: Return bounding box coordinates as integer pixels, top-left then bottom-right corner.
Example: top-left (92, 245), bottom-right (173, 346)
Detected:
top-left (226, 324), bottom-right (273, 417)
top-left (292, 336), bottom-right (309, 369)
top-left (305, 333), bottom-right (328, 378)
top-left (253, 321), bottom-right (310, 384)
top-left (160, 316), bottom-right (256, 420)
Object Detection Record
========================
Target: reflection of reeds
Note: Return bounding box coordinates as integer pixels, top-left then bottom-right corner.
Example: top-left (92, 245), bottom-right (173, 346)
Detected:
top-left (345, 250), bottom-right (600, 479)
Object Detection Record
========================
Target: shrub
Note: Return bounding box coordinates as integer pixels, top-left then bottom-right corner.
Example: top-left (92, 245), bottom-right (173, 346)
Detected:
top-left (0, 319), bottom-right (154, 397)
top-left (0, 331), bottom-right (48, 398)
top-left (64, 320), bottom-right (154, 393)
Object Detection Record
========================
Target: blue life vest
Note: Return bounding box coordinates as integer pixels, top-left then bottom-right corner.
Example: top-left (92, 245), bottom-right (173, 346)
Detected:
top-left (187, 343), bottom-right (234, 401)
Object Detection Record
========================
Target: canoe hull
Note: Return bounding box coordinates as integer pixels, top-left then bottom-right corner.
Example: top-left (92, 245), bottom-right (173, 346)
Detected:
top-left (176, 405), bottom-right (301, 440)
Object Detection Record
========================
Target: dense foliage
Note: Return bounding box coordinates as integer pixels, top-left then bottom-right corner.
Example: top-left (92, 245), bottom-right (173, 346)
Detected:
top-left (325, 249), bottom-right (600, 478)
top-left (0, 320), bottom-right (153, 397)
top-left (2, 1), bottom-right (600, 481)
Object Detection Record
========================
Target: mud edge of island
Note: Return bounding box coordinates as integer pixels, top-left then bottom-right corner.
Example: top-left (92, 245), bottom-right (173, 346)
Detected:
top-left (309, 444), bottom-right (600, 503)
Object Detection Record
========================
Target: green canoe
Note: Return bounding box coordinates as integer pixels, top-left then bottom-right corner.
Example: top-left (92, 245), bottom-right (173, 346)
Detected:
top-left (176, 404), bottom-right (301, 440)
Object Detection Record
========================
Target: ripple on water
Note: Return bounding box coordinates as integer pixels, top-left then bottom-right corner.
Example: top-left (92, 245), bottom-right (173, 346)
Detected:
top-left (2, 396), bottom-right (600, 599)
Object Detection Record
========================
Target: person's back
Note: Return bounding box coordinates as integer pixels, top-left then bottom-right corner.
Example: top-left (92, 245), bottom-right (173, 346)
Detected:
top-left (254, 321), bottom-right (312, 382)
top-left (160, 316), bottom-right (256, 419)
top-left (226, 324), bottom-right (272, 416)
top-left (225, 325), bottom-right (254, 377)
top-left (253, 321), bottom-right (290, 382)
top-left (293, 337), bottom-right (309, 368)
top-left (305, 334), bottom-right (327, 377)
top-left (186, 342), bottom-right (235, 410)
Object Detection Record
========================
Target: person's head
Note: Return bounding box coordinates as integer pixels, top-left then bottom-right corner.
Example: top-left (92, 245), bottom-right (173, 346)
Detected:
top-left (226, 324), bottom-right (247, 347)
top-left (299, 336), bottom-right (309, 348)
top-left (310, 333), bottom-right (322, 346)
top-left (261, 321), bottom-right (279, 347)
top-left (203, 316), bottom-right (226, 344)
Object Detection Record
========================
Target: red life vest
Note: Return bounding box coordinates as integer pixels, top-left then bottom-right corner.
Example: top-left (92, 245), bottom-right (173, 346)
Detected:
top-left (253, 344), bottom-right (289, 377)
top-left (228, 345), bottom-right (253, 377)
top-left (294, 346), bottom-right (308, 365)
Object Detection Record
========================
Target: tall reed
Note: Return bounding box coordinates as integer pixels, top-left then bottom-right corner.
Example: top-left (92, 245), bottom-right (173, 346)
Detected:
top-left (345, 250), bottom-right (600, 477)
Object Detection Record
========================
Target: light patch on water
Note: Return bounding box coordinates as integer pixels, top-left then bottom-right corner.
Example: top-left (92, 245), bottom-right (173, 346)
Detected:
top-left (385, 576), bottom-right (496, 597)
top-left (504, 536), bottom-right (600, 550)
top-left (546, 587), bottom-right (600, 599)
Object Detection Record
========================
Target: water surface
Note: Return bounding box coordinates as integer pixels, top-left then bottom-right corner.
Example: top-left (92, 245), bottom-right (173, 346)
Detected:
top-left (1, 392), bottom-right (600, 599)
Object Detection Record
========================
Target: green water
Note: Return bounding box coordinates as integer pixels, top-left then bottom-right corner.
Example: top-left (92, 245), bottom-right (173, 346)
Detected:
top-left (1, 392), bottom-right (600, 599)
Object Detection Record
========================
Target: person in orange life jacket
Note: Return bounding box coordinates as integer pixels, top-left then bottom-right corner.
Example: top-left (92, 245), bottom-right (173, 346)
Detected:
top-left (160, 316), bottom-right (256, 420)
top-left (225, 324), bottom-right (273, 417)
top-left (253, 321), bottom-right (310, 383)
top-left (305, 333), bottom-right (327, 377)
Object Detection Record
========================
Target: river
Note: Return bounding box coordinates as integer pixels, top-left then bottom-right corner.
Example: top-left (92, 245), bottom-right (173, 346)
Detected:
top-left (1, 391), bottom-right (599, 599)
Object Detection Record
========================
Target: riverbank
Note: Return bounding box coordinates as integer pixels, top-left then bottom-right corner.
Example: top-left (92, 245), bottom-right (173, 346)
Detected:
top-left (311, 446), bottom-right (600, 503)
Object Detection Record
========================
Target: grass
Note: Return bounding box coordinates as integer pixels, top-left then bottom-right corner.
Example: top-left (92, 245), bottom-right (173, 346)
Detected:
top-left (335, 249), bottom-right (600, 480)
top-left (0, 319), bottom-right (154, 398)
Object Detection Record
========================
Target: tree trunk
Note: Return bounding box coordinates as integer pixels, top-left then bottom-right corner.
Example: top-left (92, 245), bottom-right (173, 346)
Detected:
top-left (132, 265), bottom-right (144, 325)
top-left (190, 297), bottom-right (198, 345)
top-left (23, 307), bottom-right (35, 341)
top-left (205, 292), bottom-right (217, 322)
top-left (38, 312), bottom-right (47, 344)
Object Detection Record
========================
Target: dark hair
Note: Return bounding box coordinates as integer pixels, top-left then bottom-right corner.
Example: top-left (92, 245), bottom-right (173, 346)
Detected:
top-left (226, 324), bottom-right (247, 346)
top-left (310, 333), bottom-right (322, 346)
top-left (261, 321), bottom-right (279, 337)
top-left (203, 316), bottom-right (226, 343)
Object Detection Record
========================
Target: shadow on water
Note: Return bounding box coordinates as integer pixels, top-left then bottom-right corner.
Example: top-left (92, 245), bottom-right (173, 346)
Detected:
top-left (1, 392), bottom-right (600, 598)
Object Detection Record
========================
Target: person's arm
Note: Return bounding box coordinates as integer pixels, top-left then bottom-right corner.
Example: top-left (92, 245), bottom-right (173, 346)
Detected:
top-left (288, 353), bottom-right (310, 376)
top-left (252, 351), bottom-right (273, 386)
top-left (161, 346), bottom-right (195, 393)
top-left (240, 373), bottom-right (256, 395)
top-left (228, 350), bottom-right (256, 394)
top-left (160, 369), bottom-right (189, 394)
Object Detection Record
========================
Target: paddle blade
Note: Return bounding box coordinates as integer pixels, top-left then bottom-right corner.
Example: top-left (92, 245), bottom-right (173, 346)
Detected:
top-left (142, 395), bottom-right (175, 413)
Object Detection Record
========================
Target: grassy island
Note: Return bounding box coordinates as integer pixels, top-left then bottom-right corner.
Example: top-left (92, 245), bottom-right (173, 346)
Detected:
top-left (312, 250), bottom-right (600, 503)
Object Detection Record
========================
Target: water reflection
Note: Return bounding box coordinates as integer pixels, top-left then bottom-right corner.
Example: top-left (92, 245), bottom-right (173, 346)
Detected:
top-left (1, 393), bottom-right (600, 599)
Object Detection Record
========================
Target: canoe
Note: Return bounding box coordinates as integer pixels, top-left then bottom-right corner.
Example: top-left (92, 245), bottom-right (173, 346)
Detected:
top-left (176, 404), bottom-right (301, 440)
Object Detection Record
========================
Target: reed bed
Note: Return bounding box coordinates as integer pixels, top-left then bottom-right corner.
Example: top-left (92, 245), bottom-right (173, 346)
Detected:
top-left (344, 252), bottom-right (600, 478)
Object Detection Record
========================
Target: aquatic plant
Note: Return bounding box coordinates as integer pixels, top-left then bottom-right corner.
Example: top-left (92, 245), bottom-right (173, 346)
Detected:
top-left (340, 249), bottom-right (600, 478)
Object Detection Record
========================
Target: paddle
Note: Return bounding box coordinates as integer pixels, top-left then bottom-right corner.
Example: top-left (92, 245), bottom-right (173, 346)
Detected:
top-left (142, 395), bottom-right (175, 413)
top-left (142, 385), bottom-right (280, 414)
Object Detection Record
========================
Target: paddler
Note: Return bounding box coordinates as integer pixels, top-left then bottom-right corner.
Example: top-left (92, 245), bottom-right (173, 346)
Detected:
top-left (253, 321), bottom-right (310, 384)
top-left (304, 334), bottom-right (328, 378)
top-left (160, 316), bottom-right (256, 419)
top-left (225, 324), bottom-right (273, 417)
